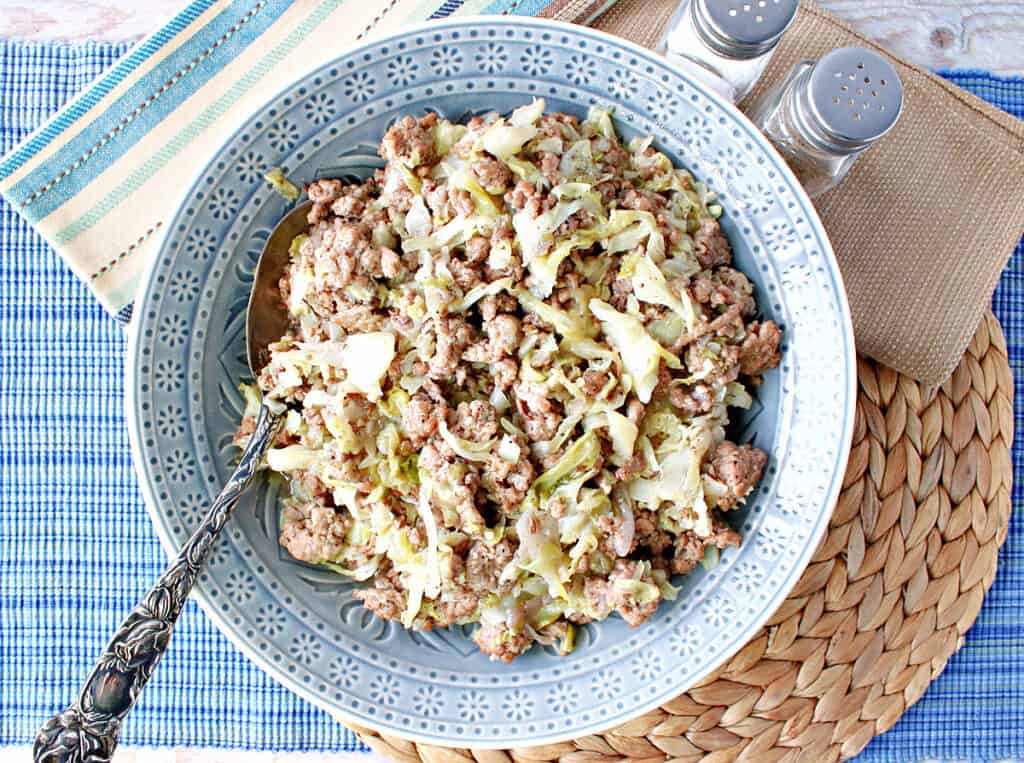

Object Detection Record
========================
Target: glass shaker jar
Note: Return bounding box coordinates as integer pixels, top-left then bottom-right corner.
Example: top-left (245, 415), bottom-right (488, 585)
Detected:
top-left (749, 47), bottom-right (904, 196)
top-left (657, 0), bottom-right (799, 103)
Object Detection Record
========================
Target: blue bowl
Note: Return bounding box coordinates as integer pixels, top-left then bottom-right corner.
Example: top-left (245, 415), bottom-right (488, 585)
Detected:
top-left (127, 16), bottom-right (856, 748)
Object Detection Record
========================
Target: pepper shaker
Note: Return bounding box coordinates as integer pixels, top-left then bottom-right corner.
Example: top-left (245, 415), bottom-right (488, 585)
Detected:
top-left (748, 47), bottom-right (904, 196)
top-left (657, 0), bottom-right (799, 103)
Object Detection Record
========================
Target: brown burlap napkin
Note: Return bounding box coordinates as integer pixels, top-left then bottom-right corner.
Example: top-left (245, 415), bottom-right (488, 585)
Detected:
top-left (545, 0), bottom-right (1024, 386)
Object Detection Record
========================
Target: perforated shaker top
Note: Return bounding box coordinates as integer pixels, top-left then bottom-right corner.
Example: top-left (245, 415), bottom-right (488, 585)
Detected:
top-left (808, 47), bottom-right (904, 145)
top-left (697, 0), bottom-right (799, 55)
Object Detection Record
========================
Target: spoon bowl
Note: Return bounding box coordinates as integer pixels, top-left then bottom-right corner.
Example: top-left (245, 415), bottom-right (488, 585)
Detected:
top-left (247, 200), bottom-right (313, 375)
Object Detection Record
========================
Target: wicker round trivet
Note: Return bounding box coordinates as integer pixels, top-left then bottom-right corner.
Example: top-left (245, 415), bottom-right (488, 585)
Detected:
top-left (351, 312), bottom-right (1014, 763)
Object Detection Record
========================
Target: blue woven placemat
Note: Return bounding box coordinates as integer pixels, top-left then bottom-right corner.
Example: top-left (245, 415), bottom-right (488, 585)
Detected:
top-left (0, 40), bottom-right (1020, 760)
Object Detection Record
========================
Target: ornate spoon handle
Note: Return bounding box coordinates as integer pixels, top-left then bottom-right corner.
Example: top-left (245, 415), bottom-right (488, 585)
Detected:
top-left (34, 404), bottom-right (280, 763)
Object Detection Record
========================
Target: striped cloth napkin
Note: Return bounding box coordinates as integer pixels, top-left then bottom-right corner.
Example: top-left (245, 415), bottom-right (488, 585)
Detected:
top-left (0, 0), bottom-right (609, 323)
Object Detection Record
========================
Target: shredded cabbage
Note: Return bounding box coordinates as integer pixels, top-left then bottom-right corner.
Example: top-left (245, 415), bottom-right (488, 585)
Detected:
top-left (266, 445), bottom-right (317, 471)
top-left (242, 100), bottom-right (768, 662)
top-left (264, 167), bottom-right (301, 202)
top-left (589, 299), bottom-right (680, 403)
top-left (619, 250), bottom-right (698, 332)
top-left (438, 419), bottom-right (496, 462)
top-left (583, 409), bottom-right (638, 466)
top-left (340, 332), bottom-right (395, 401)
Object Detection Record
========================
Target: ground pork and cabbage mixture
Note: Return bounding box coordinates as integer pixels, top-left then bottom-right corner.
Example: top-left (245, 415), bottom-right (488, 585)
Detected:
top-left (236, 99), bottom-right (782, 662)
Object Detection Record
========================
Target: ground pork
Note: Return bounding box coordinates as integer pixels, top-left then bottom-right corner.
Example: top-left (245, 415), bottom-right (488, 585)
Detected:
top-left (419, 439), bottom-right (486, 532)
top-left (504, 180), bottom-right (545, 217)
top-left (634, 509), bottom-right (672, 555)
top-left (580, 370), bottom-right (610, 398)
top-left (402, 394), bottom-right (447, 445)
top-left (539, 151), bottom-right (560, 185)
top-left (491, 358), bottom-right (518, 390)
top-left (471, 156), bottom-right (512, 193)
top-left (614, 452), bottom-right (646, 482)
top-left (513, 381), bottom-right (563, 442)
top-left (671, 521), bottom-right (742, 575)
top-left (606, 560), bottom-right (662, 627)
top-left (481, 441), bottom-right (535, 514)
top-left (739, 321), bottom-right (783, 375)
top-left (380, 113), bottom-right (438, 168)
top-left (691, 268), bottom-right (756, 316)
top-left (278, 501), bottom-right (350, 563)
top-left (451, 400), bottom-right (499, 442)
top-left (473, 621), bottom-right (532, 663)
top-left (464, 235), bottom-right (490, 264)
top-left (669, 382), bottom-right (714, 415)
top-left (353, 569), bottom-right (407, 621)
top-left (427, 316), bottom-right (475, 379)
top-left (693, 217), bottom-right (732, 269)
top-left (706, 441), bottom-right (768, 509)
top-left (435, 587), bottom-right (479, 625)
top-left (465, 539), bottom-right (515, 592)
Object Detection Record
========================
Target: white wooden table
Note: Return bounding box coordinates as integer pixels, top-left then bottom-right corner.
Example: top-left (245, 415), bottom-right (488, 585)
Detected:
top-left (2, 0), bottom-right (1021, 761)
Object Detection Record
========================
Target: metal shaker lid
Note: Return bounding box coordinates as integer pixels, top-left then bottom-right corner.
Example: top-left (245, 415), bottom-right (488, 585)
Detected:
top-left (692, 0), bottom-right (799, 59)
top-left (805, 47), bottom-right (904, 148)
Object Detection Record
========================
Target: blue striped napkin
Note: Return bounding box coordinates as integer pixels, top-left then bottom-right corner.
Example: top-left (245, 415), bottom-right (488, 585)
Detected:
top-left (0, 0), bottom-right (610, 323)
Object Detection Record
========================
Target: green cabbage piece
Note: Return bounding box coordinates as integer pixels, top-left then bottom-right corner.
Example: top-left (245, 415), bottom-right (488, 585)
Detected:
top-left (449, 169), bottom-right (502, 215)
top-left (437, 419), bottom-right (496, 462)
top-left (512, 198), bottom-right (587, 267)
top-left (513, 508), bottom-right (570, 599)
top-left (725, 381), bottom-right (753, 409)
top-left (584, 106), bottom-right (616, 139)
top-left (602, 210), bottom-right (659, 255)
top-left (365, 501), bottom-right (430, 627)
top-left (619, 250), bottom-right (698, 332)
top-left (433, 121), bottom-right (467, 157)
top-left (559, 139), bottom-right (594, 181)
top-left (239, 383), bottom-right (262, 421)
top-left (374, 424), bottom-right (419, 489)
top-left (589, 299), bottom-right (680, 403)
top-left (513, 289), bottom-right (594, 341)
top-left (583, 409), bottom-right (638, 466)
top-left (647, 313), bottom-right (685, 347)
top-left (627, 427), bottom-right (714, 537)
top-left (497, 435), bottom-right (521, 463)
top-left (340, 332), bottom-right (395, 401)
top-left (266, 445), bottom-right (317, 471)
top-left (510, 98), bottom-right (545, 127)
top-left (417, 481), bottom-right (443, 598)
top-left (321, 557), bottom-right (381, 581)
top-left (449, 276), bottom-right (513, 313)
top-left (378, 387), bottom-right (411, 420)
top-left (482, 123), bottom-right (539, 161)
top-left (530, 430), bottom-right (602, 502)
top-left (612, 577), bottom-right (662, 605)
top-left (264, 167), bottom-right (301, 202)
top-left (324, 410), bottom-right (360, 453)
top-left (403, 214), bottom-right (486, 252)
top-left (530, 408), bottom-right (586, 462)
top-left (404, 195), bottom-right (433, 238)
top-left (505, 156), bottom-right (543, 185)
top-left (653, 568), bottom-right (681, 600)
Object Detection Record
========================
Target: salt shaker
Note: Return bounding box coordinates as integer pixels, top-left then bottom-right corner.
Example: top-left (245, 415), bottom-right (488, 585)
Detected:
top-left (749, 47), bottom-right (904, 196)
top-left (657, 0), bottom-right (799, 103)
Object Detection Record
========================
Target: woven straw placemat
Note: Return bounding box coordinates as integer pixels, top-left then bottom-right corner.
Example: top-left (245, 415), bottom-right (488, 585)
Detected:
top-left (350, 312), bottom-right (1014, 763)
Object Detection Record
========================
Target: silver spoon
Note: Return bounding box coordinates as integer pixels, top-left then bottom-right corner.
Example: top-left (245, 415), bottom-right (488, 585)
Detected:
top-left (34, 201), bottom-right (313, 763)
